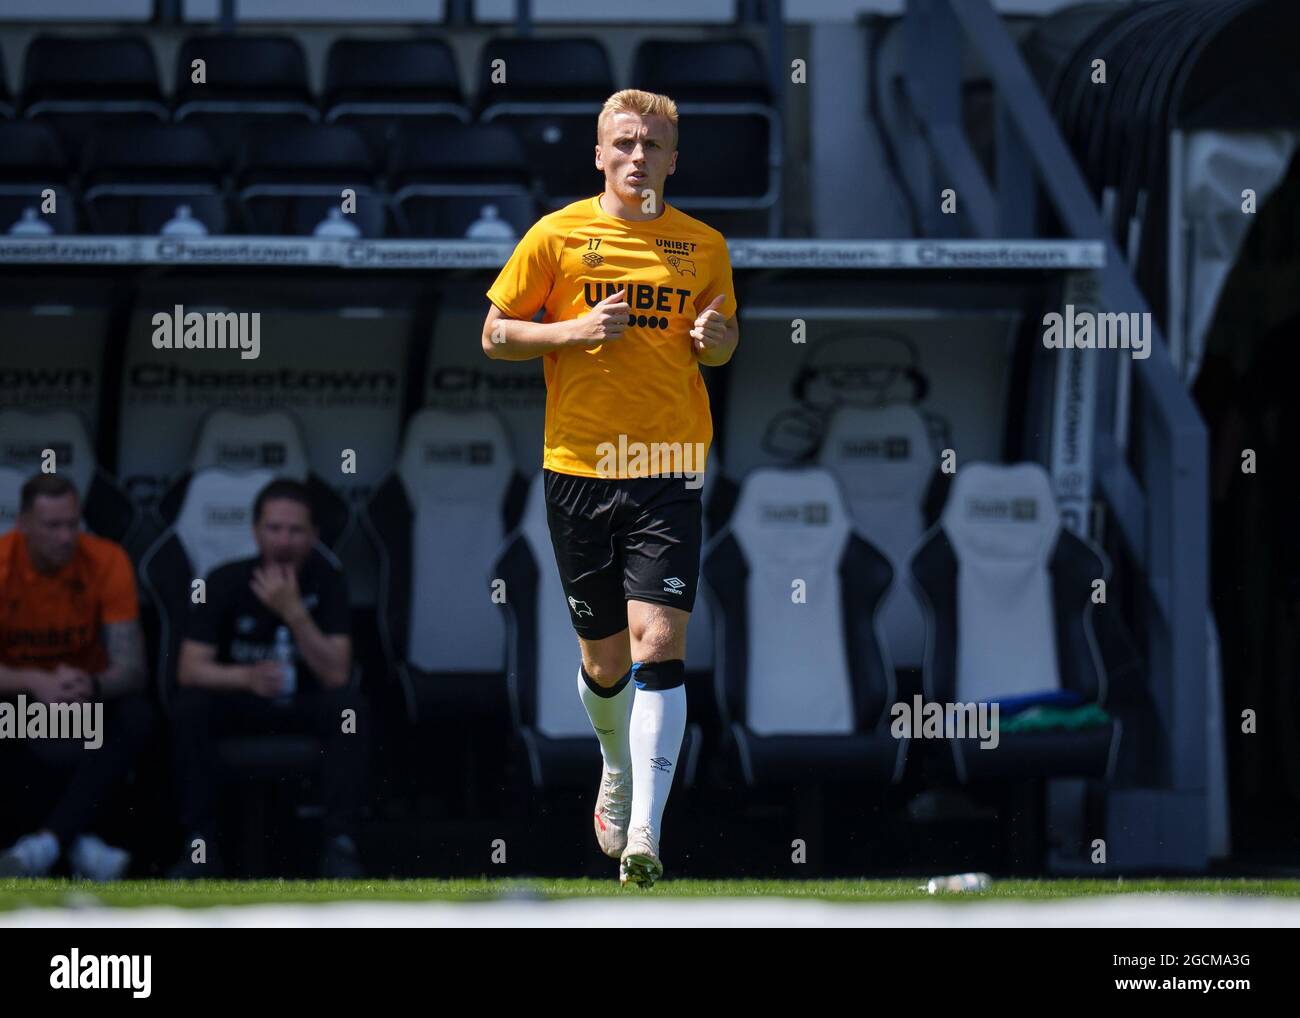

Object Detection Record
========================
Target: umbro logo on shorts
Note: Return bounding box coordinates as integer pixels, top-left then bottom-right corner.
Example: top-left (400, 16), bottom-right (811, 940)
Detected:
top-left (662, 577), bottom-right (685, 595)
top-left (568, 596), bottom-right (593, 618)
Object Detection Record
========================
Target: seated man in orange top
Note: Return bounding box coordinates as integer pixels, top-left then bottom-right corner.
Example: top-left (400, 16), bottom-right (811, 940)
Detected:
top-left (0, 474), bottom-right (154, 880)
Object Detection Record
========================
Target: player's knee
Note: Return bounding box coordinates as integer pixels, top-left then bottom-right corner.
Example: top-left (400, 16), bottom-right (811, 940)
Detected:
top-left (581, 660), bottom-right (631, 687)
top-left (631, 658), bottom-right (686, 691)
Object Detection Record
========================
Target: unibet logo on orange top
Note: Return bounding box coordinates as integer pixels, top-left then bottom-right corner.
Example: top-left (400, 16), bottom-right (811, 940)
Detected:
top-left (486, 195), bottom-right (737, 478)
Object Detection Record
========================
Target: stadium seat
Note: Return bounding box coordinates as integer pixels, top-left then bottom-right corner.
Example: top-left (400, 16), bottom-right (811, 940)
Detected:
top-left (0, 46), bottom-right (13, 119)
top-left (494, 473), bottom-right (702, 790)
top-left (233, 122), bottom-right (383, 237)
top-left (388, 122), bottom-right (536, 238)
top-left (80, 123), bottom-right (227, 235)
top-left (0, 465), bottom-right (23, 531)
top-left (153, 409), bottom-right (353, 551)
top-left (0, 409), bottom-right (138, 545)
top-left (631, 38), bottom-right (780, 236)
top-left (816, 404), bottom-right (937, 671)
top-left (0, 121), bottom-right (76, 234)
top-left (173, 35), bottom-right (318, 165)
top-left (20, 34), bottom-right (167, 158)
top-left (475, 37), bottom-right (615, 206)
top-left (909, 462), bottom-right (1121, 783)
top-left (140, 465), bottom-right (352, 873)
top-left (701, 466), bottom-right (905, 787)
top-left (364, 408), bottom-right (526, 723)
top-left (323, 38), bottom-right (470, 160)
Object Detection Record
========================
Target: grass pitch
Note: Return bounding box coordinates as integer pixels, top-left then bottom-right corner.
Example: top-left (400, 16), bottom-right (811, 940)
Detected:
top-left (3, 876), bottom-right (1299, 911)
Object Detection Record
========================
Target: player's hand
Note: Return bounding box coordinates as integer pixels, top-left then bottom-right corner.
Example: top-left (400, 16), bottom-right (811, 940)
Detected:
top-left (251, 564), bottom-right (304, 622)
top-left (245, 661), bottom-right (288, 698)
top-left (25, 669), bottom-right (67, 704)
top-left (53, 664), bottom-right (94, 703)
top-left (690, 294), bottom-right (728, 353)
top-left (571, 288), bottom-right (630, 346)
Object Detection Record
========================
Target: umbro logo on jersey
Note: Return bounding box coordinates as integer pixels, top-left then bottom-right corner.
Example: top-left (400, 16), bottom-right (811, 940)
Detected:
top-left (568, 597), bottom-right (593, 618)
top-left (582, 252), bottom-right (604, 267)
top-left (662, 577), bottom-right (685, 595)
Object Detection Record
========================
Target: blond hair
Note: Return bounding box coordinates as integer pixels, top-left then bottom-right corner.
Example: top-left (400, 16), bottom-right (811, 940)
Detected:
top-left (597, 89), bottom-right (678, 150)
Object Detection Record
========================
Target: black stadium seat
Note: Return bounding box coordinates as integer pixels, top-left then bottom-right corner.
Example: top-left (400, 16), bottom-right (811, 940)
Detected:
top-left (154, 409), bottom-right (353, 553)
top-left (475, 37), bottom-right (615, 207)
top-left (495, 474), bottom-right (702, 791)
top-left (0, 121), bottom-right (76, 234)
top-left (909, 462), bottom-right (1121, 784)
top-left (365, 408), bottom-right (526, 723)
top-left (323, 37), bottom-right (470, 160)
top-left (0, 46), bottom-right (13, 119)
top-left (702, 466), bottom-right (905, 787)
top-left (631, 38), bottom-right (779, 236)
top-left (0, 409), bottom-right (138, 546)
top-left (173, 35), bottom-right (318, 165)
top-left (80, 123), bottom-right (227, 235)
top-left (388, 122), bottom-right (536, 239)
top-left (234, 123), bottom-right (383, 237)
top-left (816, 404), bottom-right (938, 672)
top-left (21, 34), bottom-right (167, 158)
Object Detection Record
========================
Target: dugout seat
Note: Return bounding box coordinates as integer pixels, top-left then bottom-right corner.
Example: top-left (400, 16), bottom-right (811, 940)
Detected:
top-left (365, 408), bottom-right (526, 723)
top-left (816, 404), bottom-right (936, 671)
top-left (233, 123), bottom-right (384, 237)
top-left (154, 408), bottom-right (352, 553)
top-left (0, 466), bottom-right (23, 530)
top-left (0, 48), bottom-right (12, 119)
top-left (388, 122), bottom-right (536, 239)
top-left (0, 121), bottom-right (76, 234)
top-left (323, 38), bottom-right (470, 161)
top-left (0, 409), bottom-right (137, 545)
top-left (474, 37), bottom-right (615, 207)
top-left (173, 35), bottom-right (318, 165)
top-left (701, 466), bottom-right (905, 787)
top-left (80, 123), bottom-right (227, 235)
top-left (21, 35), bottom-right (168, 159)
top-left (494, 473), bottom-right (702, 790)
top-left (631, 39), bottom-right (780, 237)
top-left (140, 465), bottom-right (353, 871)
top-left (909, 462), bottom-right (1121, 783)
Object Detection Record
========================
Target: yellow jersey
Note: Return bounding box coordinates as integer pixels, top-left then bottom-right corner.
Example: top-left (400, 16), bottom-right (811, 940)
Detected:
top-left (486, 195), bottom-right (737, 478)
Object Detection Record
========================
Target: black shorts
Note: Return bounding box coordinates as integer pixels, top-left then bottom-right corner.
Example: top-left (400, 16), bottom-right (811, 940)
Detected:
top-left (543, 467), bottom-right (704, 640)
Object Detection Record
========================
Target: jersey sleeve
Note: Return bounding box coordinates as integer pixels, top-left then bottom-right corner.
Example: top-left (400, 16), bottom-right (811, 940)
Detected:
top-left (694, 234), bottom-right (737, 321)
top-left (99, 542), bottom-right (139, 624)
top-left (485, 218), bottom-right (560, 321)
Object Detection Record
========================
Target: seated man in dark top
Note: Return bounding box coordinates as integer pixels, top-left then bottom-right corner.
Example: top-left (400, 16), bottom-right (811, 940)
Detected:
top-left (167, 477), bottom-right (369, 878)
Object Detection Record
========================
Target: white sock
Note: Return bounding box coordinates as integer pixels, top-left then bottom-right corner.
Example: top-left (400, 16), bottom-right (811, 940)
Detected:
top-left (577, 666), bottom-right (634, 774)
top-left (629, 683), bottom-right (688, 838)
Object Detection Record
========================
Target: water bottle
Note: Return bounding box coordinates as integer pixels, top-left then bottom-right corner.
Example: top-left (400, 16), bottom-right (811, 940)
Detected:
top-left (924, 872), bottom-right (991, 894)
top-left (272, 626), bottom-right (296, 702)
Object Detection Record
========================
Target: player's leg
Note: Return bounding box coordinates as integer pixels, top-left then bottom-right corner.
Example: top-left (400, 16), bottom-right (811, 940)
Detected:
top-left (617, 475), bottom-right (703, 886)
top-left (575, 627), bottom-right (637, 856)
top-left (620, 600), bottom-right (690, 887)
top-left (542, 469), bottom-right (637, 857)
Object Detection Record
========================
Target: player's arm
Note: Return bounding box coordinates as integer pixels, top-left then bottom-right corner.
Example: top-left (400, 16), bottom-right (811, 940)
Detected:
top-left (178, 639), bottom-right (259, 692)
top-left (482, 291), bottom-right (630, 361)
top-left (94, 618), bottom-right (146, 697)
top-left (691, 294), bottom-right (739, 367)
top-left (281, 610), bottom-right (351, 690)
